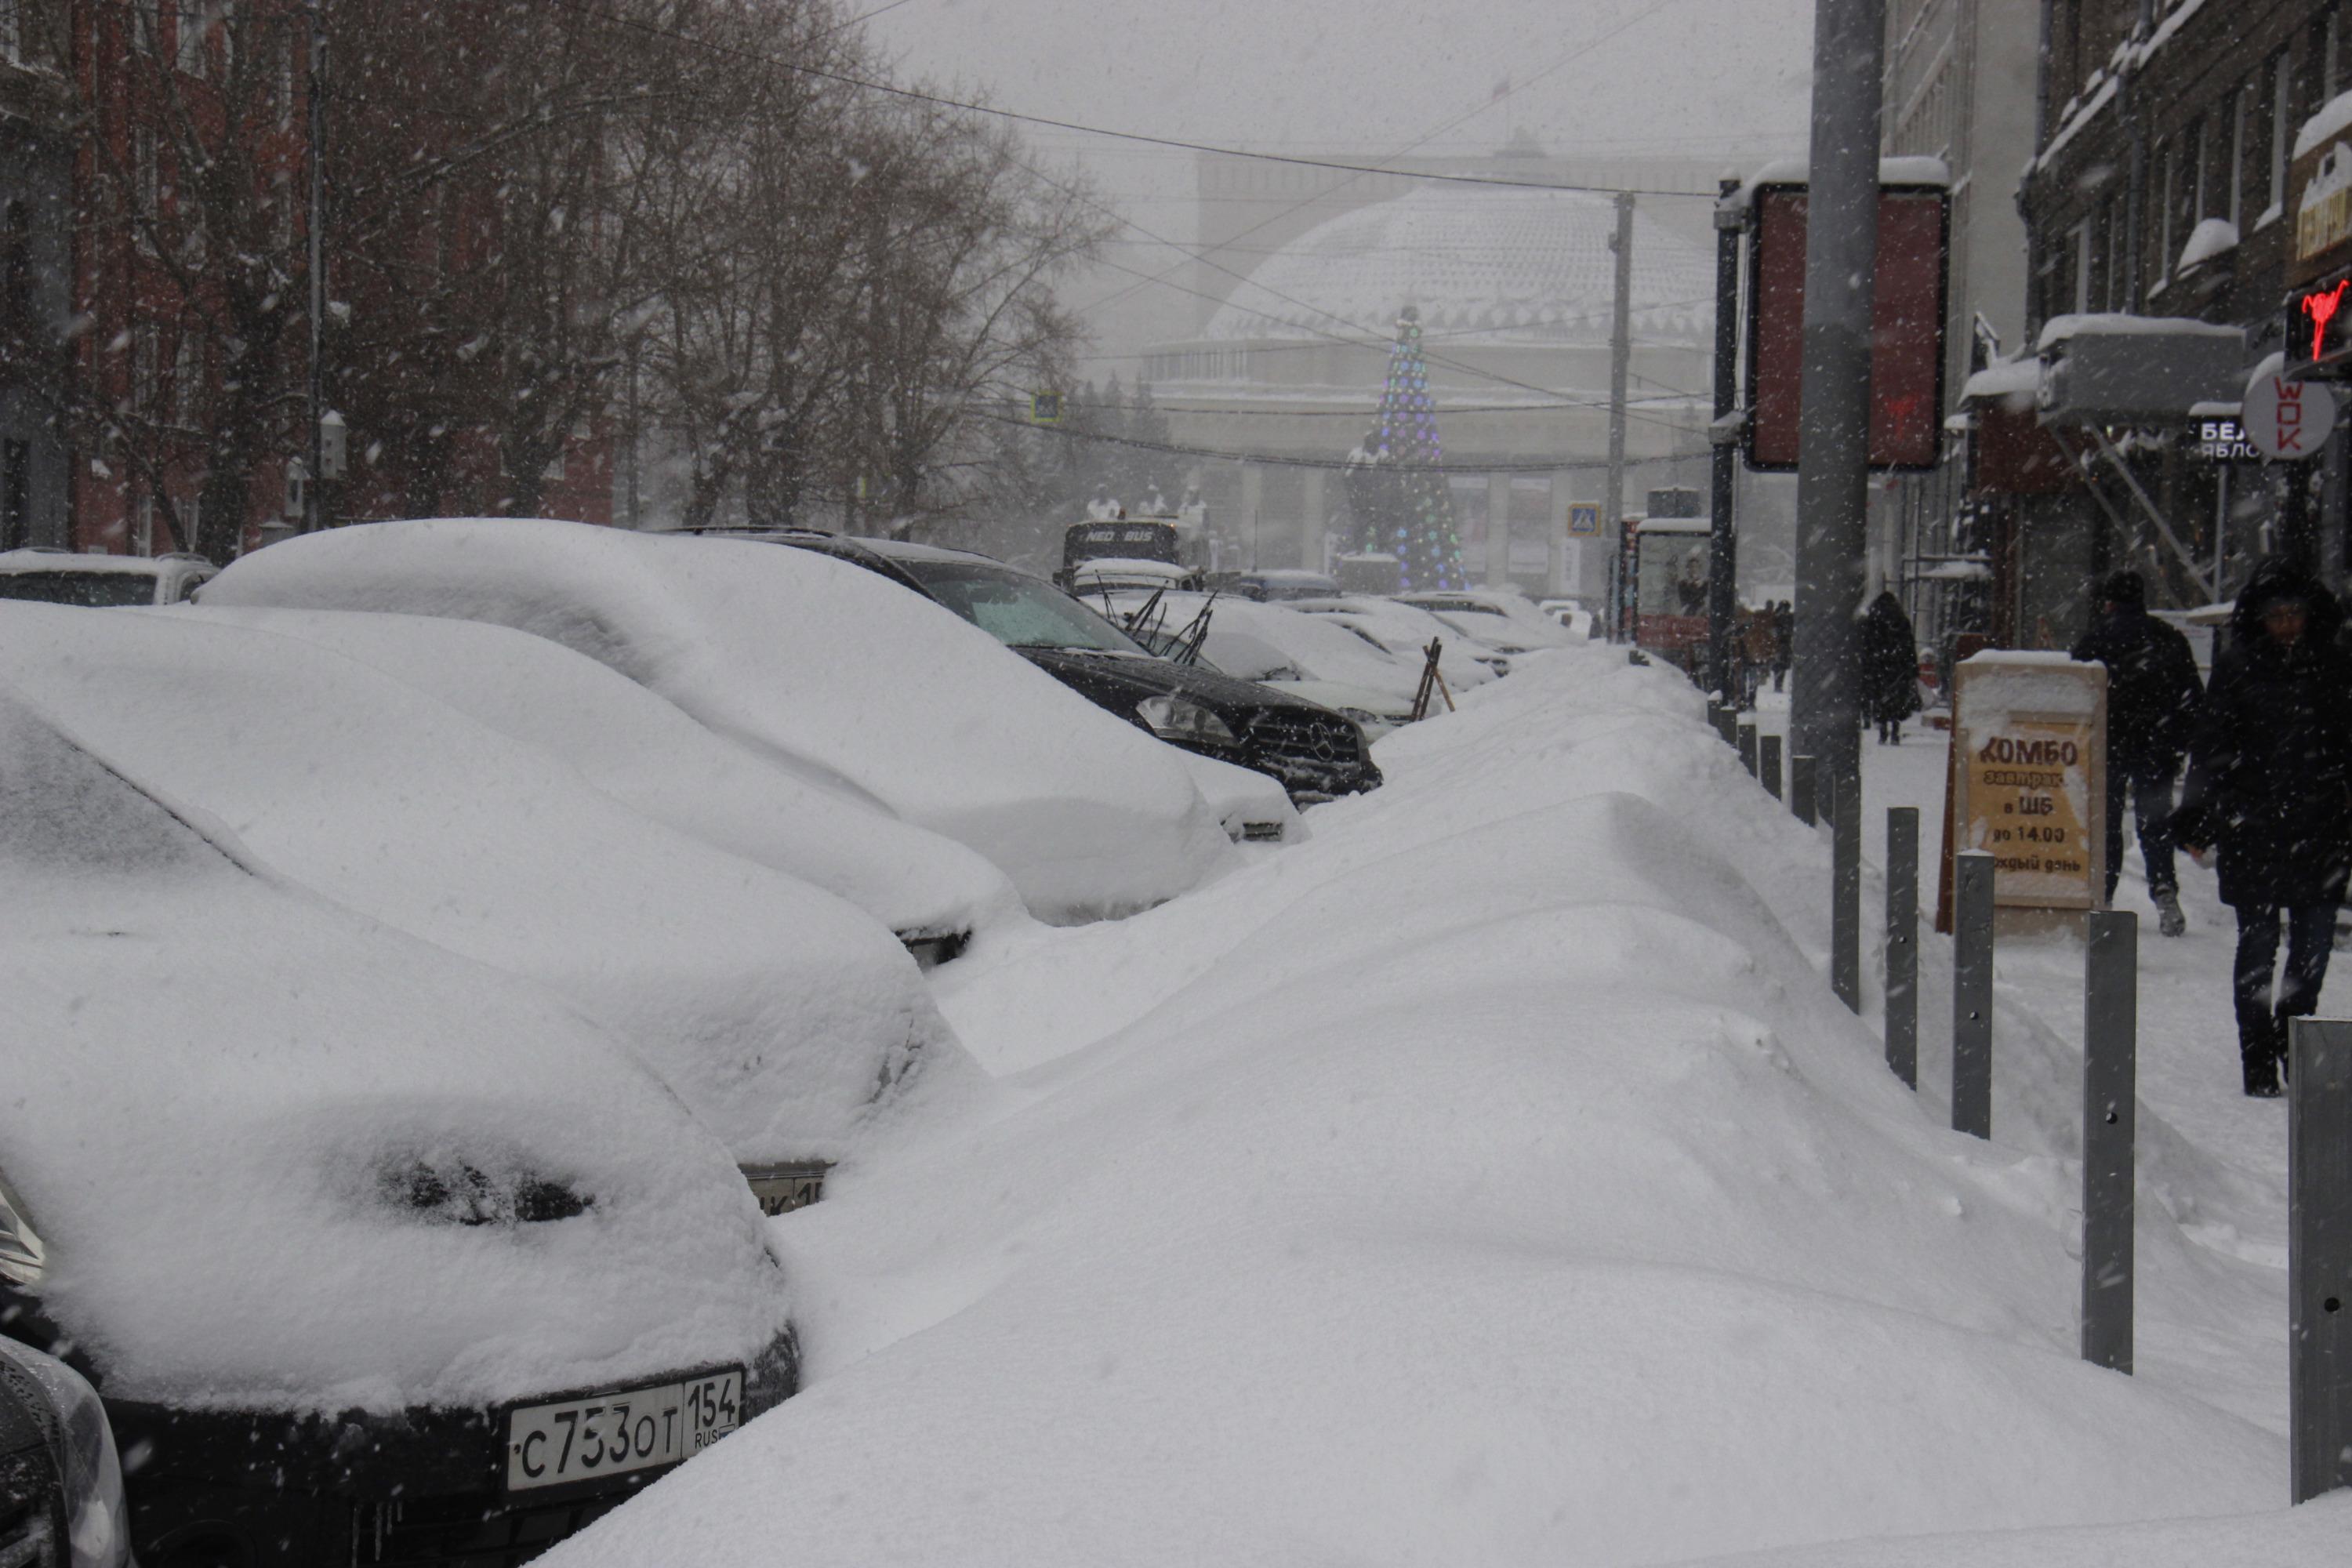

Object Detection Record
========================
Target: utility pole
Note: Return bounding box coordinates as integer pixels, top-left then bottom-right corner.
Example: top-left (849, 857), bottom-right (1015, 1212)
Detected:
top-left (1706, 177), bottom-right (1743, 702)
top-left (303, 0), bottom-right (327, 534)
top-left (1602, 191), bottom-right (1635, 641)
top-left (1789, 0), bottom-right (1886, 801)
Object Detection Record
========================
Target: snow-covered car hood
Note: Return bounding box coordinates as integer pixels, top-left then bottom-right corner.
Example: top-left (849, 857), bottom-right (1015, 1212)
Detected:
top-left (0, 689), bottom-right (791, 1415)
top-left (0, 602), bottom-right (965, 1164)
top-left (1170, 749), bottom-right (1301, 843)
top-left (1258, 679), bottom-right (1412, 732)
top-left (1282, 599), bottom-right (1501, 689)
top-left (169, 605), bottom-right (1025, 947)
top-left (201, 520), bottom-right (1235, 923)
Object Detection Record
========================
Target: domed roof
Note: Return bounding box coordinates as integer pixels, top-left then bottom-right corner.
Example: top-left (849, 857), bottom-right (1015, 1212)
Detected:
top-left (1201, 185), bottom-right (1715, 347)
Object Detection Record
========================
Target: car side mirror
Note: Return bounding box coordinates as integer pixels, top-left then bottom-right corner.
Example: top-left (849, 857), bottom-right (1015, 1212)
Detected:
top-left (0, 1337), bottom-right (134, 1568)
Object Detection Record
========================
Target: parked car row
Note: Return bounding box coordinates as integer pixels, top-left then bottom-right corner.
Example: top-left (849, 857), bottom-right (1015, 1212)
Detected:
top-left (2, 517), bottom-right (1567, 1565)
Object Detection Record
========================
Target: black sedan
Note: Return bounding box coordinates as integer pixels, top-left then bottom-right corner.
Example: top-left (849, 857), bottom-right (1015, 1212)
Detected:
top-left (703, 531), bottom-right (1381, 806)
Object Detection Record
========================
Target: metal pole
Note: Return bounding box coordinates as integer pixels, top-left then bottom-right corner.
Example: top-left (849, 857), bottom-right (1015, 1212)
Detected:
top-left (1790, 753), bottom-right (1817, 827)
top-left (303, 0), bottom-right (327, 534)
top-left (1707, 178), bottom-right (1743, 702)
top-left (1717, 706), bottom-right (1739, 746)
top-left (1832, 777), bottom-right (1860, 1011)
top-left (1788, 0), bottom-right (1886, 821)
top-left (1886, 807), bottom-right (1918, 1087)
top-left (1761, 734), bottom-right (1784, 800)
top-left (1737, 723), bottom-right (1759, 776)
top-left (2082, 909), bottom-right (2136, 1374)
top-left (1951, 850), bottom-right (1994, 1139)
top-left (1603, 192), bottom-right (1636, 642)
top-left (2289, 1017), bottom-right (2352, 1503)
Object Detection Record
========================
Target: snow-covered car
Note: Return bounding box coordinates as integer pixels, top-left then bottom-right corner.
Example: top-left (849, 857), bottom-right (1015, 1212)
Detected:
top-left (1285, 596), bottom-right (1504, 687)
top-left (0, 686), bottom-right (797, 1566)
top-left (1394, 587), bottom-right (1584, 655)
top-left (702, 532), bottom-right (1381, 812)
top-left (0, 548), bottom-right (214, 606)
top-left (0, 602), bottom-right (965, 1207)
top-left (1222, 568), bottom-right (1340, 602)
top-left (180, 605), bottom-right (1024, 967)
top-left (201, 519), bottom-right (1235, 923)
top-left (1108, 590), bottom-right (1424, 732)
top-left (0, 1336), bottom-right (132, 1568)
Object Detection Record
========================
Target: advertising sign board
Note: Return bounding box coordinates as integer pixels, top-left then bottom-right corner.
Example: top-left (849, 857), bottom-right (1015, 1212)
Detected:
top-left (2244, 370), bottom-right (2340, 459)
top-left (1951, 653), bottom-right (2107, 924)
top-left (1743, 183), bottom-right (1951, 472)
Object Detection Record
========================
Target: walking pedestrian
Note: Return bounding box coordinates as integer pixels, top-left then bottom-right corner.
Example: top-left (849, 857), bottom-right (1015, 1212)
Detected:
top-left (2070, 569), bottom-right (2201, 936)
top-left (2173, 559), bottom-right (2352, 1097)
top-left (1857, 591), bottom-right (1921, 745)
top-left (1771, 601), bottom-right (1793, 693)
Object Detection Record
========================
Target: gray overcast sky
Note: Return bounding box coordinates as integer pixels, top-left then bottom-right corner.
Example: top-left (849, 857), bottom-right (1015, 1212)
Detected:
top-left (865, 0), bottom-right (1820, 360)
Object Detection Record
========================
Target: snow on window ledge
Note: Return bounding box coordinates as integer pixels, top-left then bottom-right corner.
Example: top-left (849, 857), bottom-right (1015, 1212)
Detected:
top-left (2176, 217), bottom-right (2239, 273)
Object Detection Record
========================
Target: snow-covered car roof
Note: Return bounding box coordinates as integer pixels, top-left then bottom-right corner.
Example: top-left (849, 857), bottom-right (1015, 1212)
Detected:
top-left (0, 687), bottom-right (791, 1414)
top-left (1394, 587), bottom-right (1581, 648)
top-left (0, 602), bottom-right (961, 1166)
top-left (175, 606), bottom-right (1025, 949)
top-left (1280, 598), bottom-right (1500, 687)
top-left (0, 550), bottom-right (201, 577)
top-left (203, 520), bottom-right (1234, 922)
top-left (1111, 591), bottom-right (1424, 708)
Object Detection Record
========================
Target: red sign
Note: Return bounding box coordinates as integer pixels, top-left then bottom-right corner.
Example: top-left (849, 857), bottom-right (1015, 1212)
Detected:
top-left (2288, 271), bottom-right (2352, 372)
top-left (1743, 184), bottom-right (1951, 472)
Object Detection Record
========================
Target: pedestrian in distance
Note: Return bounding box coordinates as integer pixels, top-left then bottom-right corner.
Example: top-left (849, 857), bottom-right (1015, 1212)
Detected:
top-left (2070, 569), bottom-right (2201, 938)
top-left (1857, 590), bottom-right (1922, 745)
top-left (2173, 559), bottom-right (2352, 1098)
top-left (1771, 600), bottom-right (1794, 693)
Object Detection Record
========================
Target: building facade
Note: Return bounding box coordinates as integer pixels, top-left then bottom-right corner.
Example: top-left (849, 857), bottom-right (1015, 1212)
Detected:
top-left (2003, 0), bottom-right (2345, 641)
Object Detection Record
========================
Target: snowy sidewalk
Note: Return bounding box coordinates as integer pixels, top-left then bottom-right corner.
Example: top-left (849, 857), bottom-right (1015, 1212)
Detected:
top-left (548, 650), bottom-right (2336, 1568)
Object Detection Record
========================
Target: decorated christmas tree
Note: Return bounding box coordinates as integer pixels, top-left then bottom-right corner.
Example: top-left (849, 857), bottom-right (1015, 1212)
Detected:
top-left (1357, 306), bottom-right (1468, 591)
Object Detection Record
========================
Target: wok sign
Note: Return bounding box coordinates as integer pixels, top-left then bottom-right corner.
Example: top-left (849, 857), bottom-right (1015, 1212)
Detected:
top-left (2243, 372), bottom-right (2339, 460)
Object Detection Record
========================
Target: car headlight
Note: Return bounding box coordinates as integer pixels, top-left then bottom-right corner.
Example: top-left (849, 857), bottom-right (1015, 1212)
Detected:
top-left (0, 1172), bottom-right (45, 1287)
top-left (1136, 694), bottom-right (1237, 745)
top-left (0, 1338), bottom-right (132, 1568)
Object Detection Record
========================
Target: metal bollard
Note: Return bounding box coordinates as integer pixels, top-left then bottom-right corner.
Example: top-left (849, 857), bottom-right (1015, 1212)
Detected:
top-left (1760, 735), bottom-right (1783, 800)
top-left (1951, 851), bottom-right (1994, 1139)
top-left (1737, 724), bottom-right (1759, 777)
top-left (1717, 705), bottom-right (1740, 746)
top-left (1886, 808), bottom-right (1918, 1087)
top-left (1790, 754), bottom-right (1817, 827)
top-left (1831, 779), bottom-right (1860, 1013)
top-left (1707, 699), bottom-right (1725, 741)
top-left (2290, 1018), bottom-right (2352, 1503)
top-left (2081, 909), bottom-right (2136, 1374)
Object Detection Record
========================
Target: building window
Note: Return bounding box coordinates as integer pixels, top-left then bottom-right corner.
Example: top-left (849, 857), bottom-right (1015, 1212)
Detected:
top-left (172, 335), bottom-right (198, 424)
top-left (2071, 219), bottom-right (2092, 314)
top-left (132, 321), bottom-right (159, 412)
top-left (3, 201), bottom-right (29, 343)
top-left (1, 441), bottom-right (26, 553)
top-left (2330, 4), bottom-right (2348, 103)
top-left (132, 125), bottom-right (159, 255)
top-left (2153, 140), bottom-right (2175, 289)
top-left (2228, 84), bottom-right (2249, 229)
top-left (0, 1), bottom-right (22, 67)
top-left (132, 493), bottom-right (154, 557)
top-left (2272, 50), bottom-right (2296, 223)
top-left (176, 2), bottom-right (207, 76)
top-left (2187, 118), bottom-right (2209, 225)
top-left (132, 0), bottom-right (158, 53)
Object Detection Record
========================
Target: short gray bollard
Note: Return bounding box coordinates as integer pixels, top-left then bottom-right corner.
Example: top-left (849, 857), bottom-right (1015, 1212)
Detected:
top-left (1760, 735), bottom-right (1783, 800)
top-left (1707, 699), bottom-right (1726, 741)
top-left (1885, 808), bottom-right (1918, 1087)
top-left (1831, 779), bottom-right (1860, 1013)
top-left (1737, 724), bottom-right (1758, 776)
top-left (2290, 1018), bottom-right (2352, 1503)
top-left (1716, 705), bottom-right (1739, 746)
top-left (1951, 850), bottom-right (1994, 1139)
top-left (2081, 909), bottom-right (2136, 1375)
top-left (1790, 754), bottom-right (1817, 826)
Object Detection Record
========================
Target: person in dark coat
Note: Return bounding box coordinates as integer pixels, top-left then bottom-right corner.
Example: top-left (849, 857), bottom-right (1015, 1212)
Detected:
top-left (2070, 569), bottom-right (2202, 936)
top-left (1857, 591), bottom-right (1922, 744)
top-left (1771, 601), bottom-right (1794, 692)
top-left (2173, 559), bottom-right (2352, 1097)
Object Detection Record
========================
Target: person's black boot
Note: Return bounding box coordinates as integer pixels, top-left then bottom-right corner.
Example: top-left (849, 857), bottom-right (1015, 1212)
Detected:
top-left (2242, 1014), bottom-right (2285, 1097)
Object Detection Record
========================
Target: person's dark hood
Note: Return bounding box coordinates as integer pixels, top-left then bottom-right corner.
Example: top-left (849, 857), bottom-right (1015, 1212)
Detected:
top-left (2227, 557), bottom-right (2343, 648)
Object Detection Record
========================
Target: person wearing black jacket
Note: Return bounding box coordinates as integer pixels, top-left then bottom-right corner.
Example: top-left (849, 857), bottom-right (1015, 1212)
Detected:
top-left (2173, 559), bottom-right (2352, 1097)
top-left (1857, 591), bottom-right (1921, 744)
top-left (2070, 570), bottom-right (2202, 937)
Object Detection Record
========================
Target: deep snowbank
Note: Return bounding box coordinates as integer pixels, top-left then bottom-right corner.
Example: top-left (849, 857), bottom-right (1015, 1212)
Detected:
top-left (550, 645), bottom-right (2288, 1567)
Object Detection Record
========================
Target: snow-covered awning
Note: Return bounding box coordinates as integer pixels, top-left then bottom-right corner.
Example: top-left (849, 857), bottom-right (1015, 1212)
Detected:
top-left (1959, 358), bottom-right (2041, 403)
top-left (1723, 156), bottom-right (1952, 211)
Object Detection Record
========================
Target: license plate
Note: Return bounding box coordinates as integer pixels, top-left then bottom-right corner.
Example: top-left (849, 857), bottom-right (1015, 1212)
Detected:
top-left (504, 1369), bottom-right (742, 1492)
top-left (739, 1162), bottom-right (829, 1217)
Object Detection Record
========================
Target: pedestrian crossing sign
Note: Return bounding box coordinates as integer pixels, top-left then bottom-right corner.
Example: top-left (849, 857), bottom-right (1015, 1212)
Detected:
top-left (1568, 503), bottom-right (1601, 537)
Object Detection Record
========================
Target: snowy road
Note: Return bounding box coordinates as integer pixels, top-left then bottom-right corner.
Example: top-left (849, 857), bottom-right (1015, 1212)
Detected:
top-left (548, 649), bottom-right (2346, 1568)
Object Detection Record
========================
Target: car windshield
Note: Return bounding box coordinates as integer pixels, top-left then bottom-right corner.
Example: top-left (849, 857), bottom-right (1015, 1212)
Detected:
top-left (0, 570), bottom-right (160, 608)
top-left (897, 561), bottom-right (1147, 654)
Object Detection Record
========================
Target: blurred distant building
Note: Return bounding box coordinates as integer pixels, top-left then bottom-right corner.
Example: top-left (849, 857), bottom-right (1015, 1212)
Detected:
top-left (1134, 142), bottom-right (1744, 600)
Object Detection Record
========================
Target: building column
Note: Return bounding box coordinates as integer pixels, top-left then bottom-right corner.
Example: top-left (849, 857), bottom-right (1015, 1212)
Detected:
top-left (1486, 470), bottom-right (1511, 586)
top-left (1301, 466), bottom-right (1327, 574)
top-left (1240, 462), bottom-right (1265, 572)
top-left (1548, 473), bottom-right (1571, 597)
